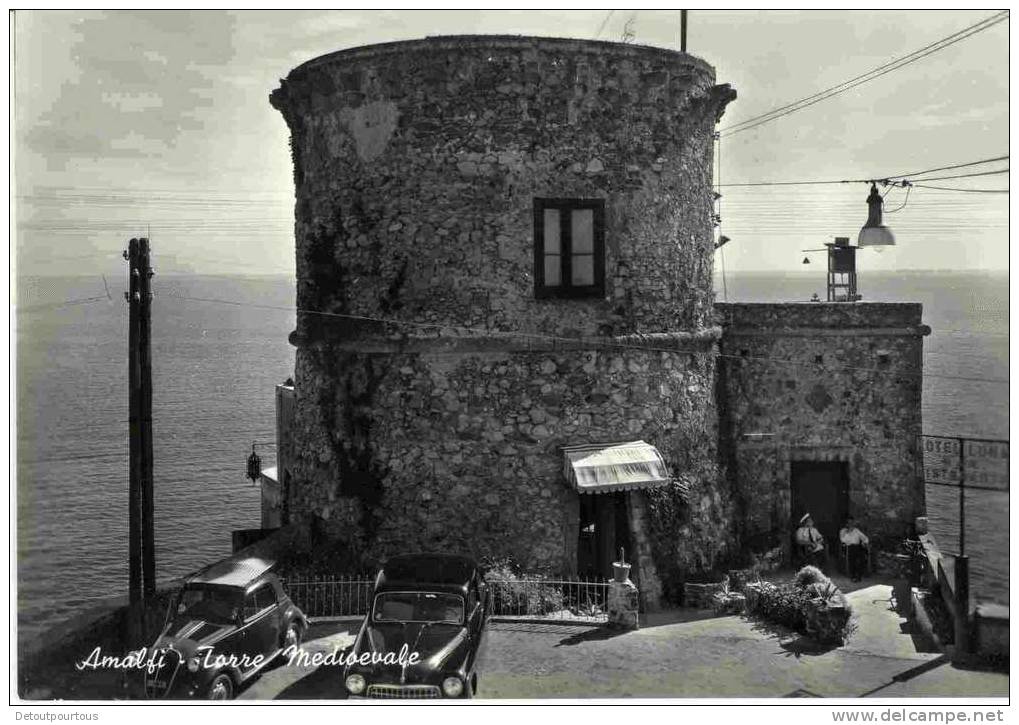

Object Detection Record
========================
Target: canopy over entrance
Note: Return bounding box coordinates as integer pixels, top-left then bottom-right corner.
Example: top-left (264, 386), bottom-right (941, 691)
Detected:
top-left (562, 440), bottom-right (673, 495)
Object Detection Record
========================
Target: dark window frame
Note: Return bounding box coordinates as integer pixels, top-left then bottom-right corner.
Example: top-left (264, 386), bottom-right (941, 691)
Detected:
top-left (533, 198), bottom-right (606, 299)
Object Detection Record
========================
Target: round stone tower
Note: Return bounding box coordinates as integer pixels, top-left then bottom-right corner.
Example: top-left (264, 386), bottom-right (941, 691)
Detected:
top-left (271, 36), bottom-right (736, 597)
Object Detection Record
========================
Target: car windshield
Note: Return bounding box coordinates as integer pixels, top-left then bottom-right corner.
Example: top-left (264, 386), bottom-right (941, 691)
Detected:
top-left (175, 586), bottom-right (242, 625)
top-left (373, 592), bottom-right (464, 624)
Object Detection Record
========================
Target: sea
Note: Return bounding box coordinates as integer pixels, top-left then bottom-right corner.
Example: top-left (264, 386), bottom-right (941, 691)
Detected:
top-left (15, 270), bottom-right (1009, 646)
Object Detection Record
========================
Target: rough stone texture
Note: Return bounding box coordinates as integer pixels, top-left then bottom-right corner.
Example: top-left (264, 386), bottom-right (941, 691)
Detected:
top-left (270, 36), bottom-right (736, 590)
top-left (607, 579), bottom-right (640, 629)
top-left (716, 302), bottom-right (930, 554)
top-left (684, 581), bottom-right (728, 609)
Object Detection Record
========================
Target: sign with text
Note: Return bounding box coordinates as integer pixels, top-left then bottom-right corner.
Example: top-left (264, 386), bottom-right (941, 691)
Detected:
top-left (922, 436), bottom-right (1008, 490)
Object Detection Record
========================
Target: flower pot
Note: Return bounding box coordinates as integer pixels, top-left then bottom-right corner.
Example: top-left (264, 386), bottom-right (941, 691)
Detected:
top-left (612, 562), bottom-right (632, 583)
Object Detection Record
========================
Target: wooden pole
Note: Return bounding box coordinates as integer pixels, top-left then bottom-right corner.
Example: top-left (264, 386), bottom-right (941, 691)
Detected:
top-left (681, 10), bottom-right (688, 52)
top-left (139, 238), bottom-right (156, 599)
top-left (954, 436), bottom-right (969, 655)
top-left (126, 239), bottom-right (142, 608)
top-left (958, 437), bottom-right (966, 556)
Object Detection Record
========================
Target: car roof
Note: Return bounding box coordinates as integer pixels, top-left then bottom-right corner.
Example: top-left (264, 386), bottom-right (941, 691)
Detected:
top-left (375, 554), bottom-right (477, 593)
top-left (188, 555), bottom-right (276, 589)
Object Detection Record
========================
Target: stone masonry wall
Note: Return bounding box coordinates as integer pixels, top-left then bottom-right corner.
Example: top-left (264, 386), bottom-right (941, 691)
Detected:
top-left (270, 36), bottom-right (737, 591)
top-left (288, 341), bottom-right (730, 579)
top-left (716, 302), bottom-right (929, 552)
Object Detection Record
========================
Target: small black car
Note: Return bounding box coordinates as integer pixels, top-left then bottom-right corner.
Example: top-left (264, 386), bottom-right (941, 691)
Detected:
top-left (343, 554), bottom-right (490, 699)
top-left (144, 555), bottom-right (308, 699)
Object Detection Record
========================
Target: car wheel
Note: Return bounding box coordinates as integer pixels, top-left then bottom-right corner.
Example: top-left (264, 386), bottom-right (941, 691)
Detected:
top-left (283, 622), bottom-right (303, 650)
top-left (207, 673), bottom-right (233, 700)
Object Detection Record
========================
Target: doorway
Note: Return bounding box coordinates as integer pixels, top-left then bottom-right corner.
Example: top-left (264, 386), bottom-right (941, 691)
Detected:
top-left (577, 492), bottom-right (632, 580)
top-left (790, 461), bottom-right (849, 550)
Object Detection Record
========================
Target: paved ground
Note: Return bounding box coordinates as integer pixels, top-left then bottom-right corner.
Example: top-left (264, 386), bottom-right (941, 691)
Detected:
top-left (236, 577), bottom-right (1007, 700)
top-left (21, 574), bottom-right (1006, 700)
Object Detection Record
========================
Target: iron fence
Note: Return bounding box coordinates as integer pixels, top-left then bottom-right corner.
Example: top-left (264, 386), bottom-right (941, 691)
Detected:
top-left (280, 575), bottom-right (611, 622)
top-left (487, 578), bottom-right (609, 622)
top-left (281, 574), bottom-right (374, 619)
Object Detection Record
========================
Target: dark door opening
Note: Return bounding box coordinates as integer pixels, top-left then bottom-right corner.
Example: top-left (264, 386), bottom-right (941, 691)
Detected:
top-left (790, 461), bottom-right (849, 552)
top-left (577, 492), bottom-right (632, 580)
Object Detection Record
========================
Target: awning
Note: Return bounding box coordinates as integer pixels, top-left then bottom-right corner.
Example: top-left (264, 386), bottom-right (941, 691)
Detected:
top-left (562, 440), bottom-right (673, 495)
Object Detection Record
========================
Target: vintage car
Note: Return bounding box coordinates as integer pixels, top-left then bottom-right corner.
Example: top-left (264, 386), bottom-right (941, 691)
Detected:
top-left (343, 553), bottom-right (490, 699)
top-left (144, 555), bottom-right (308, 699)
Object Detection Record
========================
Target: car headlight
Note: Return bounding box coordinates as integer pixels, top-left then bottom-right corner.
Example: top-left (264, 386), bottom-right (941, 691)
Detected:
top-left (187, 655), bottom-right (201, 673)
top-left (442, 676), bottom-right (464, 697)
top-left (345, 673), bottom-right (366, 695)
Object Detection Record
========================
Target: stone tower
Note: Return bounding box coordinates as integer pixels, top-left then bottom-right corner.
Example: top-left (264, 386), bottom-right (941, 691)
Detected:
top-left (271, 36), bottom-right (736, 600)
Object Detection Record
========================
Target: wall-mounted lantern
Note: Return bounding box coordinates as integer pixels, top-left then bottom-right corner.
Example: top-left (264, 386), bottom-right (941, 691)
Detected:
top-left (246, 443), bottom-right (262, 484)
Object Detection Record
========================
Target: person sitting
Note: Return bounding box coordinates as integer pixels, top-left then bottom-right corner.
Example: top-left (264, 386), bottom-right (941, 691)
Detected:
top-left (795, 513), bottom-right (826, 569)
top-left (839, 516), bottom-right (870, 582)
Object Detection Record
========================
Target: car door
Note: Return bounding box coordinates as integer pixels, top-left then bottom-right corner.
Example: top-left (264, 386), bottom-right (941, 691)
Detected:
top-left (241, 583), bottom-right (282, 672)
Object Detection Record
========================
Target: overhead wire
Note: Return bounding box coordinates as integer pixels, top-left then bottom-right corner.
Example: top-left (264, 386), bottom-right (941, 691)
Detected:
top-left (593, 9), bottom-right (615, 40)
top-left (911, 184), bottom-right (1008, 194)
top-left (887, 155), bottom-right (1009, 180)
top-left (719, 10), bottom-right (1009, 138)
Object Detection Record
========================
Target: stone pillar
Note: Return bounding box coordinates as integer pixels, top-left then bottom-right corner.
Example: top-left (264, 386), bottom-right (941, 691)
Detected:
top-left (607, 578), bottom-right (640, 629)
top-left (626, 490), bottom-right (662, 610)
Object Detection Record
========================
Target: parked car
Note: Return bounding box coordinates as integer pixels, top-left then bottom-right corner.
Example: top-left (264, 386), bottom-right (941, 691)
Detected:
top-left (343, 553), bottom-right (490, 699)
top-left (144, 555), bottom-right (308, 699)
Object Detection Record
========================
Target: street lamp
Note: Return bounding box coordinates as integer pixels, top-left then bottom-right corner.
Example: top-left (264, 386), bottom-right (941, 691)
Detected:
top-left (857, 183), bottom-right (896, 250)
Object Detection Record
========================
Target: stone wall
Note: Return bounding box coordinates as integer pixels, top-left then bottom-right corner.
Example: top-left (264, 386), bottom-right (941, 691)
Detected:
top-left (716, 302), bottom-right (929, 553)
top-left (287, 338), bottom-right (732, 583)
top-left (271, 35), bottom-right (735, 341)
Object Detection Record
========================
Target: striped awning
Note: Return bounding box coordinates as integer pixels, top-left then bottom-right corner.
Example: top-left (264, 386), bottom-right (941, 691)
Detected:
top-left (562, 441), bottom-right (672, 494)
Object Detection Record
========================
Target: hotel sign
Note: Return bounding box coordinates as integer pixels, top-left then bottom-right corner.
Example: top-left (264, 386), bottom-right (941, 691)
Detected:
top-left (922, 436), bottom-right (1008, 490)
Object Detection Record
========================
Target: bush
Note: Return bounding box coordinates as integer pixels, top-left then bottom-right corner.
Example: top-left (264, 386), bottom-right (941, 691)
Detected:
top-left (793, 565), bottom-right (829, 589)
top-left (745, 575), bottom-right (855, 645)
top-left (483, 564), bottom-right (565, 616)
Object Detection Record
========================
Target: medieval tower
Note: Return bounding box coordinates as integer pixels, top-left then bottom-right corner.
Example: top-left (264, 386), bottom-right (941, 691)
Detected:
top-left (271, 36), bottom-right (737, 603)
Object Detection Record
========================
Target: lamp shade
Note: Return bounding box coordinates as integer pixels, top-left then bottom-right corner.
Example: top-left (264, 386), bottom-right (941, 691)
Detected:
top-left (858, 225), bottom-right (895, 247)
top-left (857, 183), bottom-right (896, 247)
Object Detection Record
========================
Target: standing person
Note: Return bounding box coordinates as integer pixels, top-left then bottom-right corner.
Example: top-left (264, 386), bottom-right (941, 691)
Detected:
top-left (795, 514), bottom-right (826, 569)
top-left (840, 516), bottom-right (870, 582)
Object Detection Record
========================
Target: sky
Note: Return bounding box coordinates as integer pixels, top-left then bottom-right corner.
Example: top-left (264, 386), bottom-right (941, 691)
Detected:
top-left (12, 9), bottom-right (1010, 281)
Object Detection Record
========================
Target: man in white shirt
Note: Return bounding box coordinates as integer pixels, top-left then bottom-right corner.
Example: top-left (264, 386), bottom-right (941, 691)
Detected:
top-left (795, 513), bottom-right (826, 568)
top-left (839, 516), bottom-right (870, 581)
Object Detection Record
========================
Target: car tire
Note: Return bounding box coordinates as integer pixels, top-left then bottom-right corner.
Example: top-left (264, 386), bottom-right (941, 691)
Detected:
top-left (207, 673), bottom-right (233, 700)
top-left (283, 621), bottom-right (303, 651)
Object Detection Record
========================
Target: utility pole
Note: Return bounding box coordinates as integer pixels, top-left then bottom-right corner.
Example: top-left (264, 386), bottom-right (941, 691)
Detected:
top-left (139, 238), bottom-right (156, 598)
top-left (125, 240), bottom-right (142, 608)
top-left (125, 237), bottom-right (156, 638)
top-left (681, 10), bottom-right (688, 52)
top-left (955, 436), bottom-right (970, 655)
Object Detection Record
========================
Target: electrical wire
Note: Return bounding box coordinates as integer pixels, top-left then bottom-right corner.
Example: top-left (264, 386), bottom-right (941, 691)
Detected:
top-left (888, 155), bottom-right (1009, 180)
top-left (911, 184), bottom-right (1008, 194)
top-left (155, 290), bottom-right (1009, 386)
top-left (906, 168), bottom-right (1008, 183)
top-left (15, 296), bottom-right (111, 314)
top-left (719, 11), bottom-right (1009, 138)
top-left (884, 184), bottom-right (912, 213)
top-left (593, 9), bottom-right (615, 39)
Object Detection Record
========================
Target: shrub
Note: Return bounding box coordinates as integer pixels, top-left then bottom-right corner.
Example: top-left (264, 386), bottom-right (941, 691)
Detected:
top-left (744, 576), bottom-right (855, 645)
top-left (793, 565), bottom-right (829, 589)
top-left (483, 565), bottom-right (565, 616)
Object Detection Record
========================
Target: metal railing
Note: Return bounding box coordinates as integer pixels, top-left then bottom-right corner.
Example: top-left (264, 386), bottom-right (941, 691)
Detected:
top-left (486, 578), bottom-right (610, 622)
top-left (281, 574), bottom-right (374, 619)
top-left (280, 575), bottom-right (611, 622)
